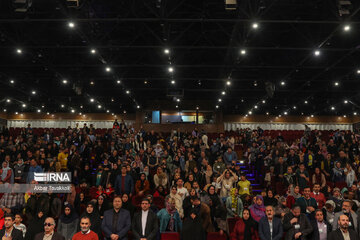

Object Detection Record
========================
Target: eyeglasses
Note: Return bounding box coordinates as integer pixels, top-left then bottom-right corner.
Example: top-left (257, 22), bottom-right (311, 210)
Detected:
top-left (44, 223), bottom-right (54, 227)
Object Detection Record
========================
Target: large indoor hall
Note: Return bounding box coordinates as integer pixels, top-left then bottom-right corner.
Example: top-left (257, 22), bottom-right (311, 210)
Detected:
top-left (0, 1), bottom-right (360, 240)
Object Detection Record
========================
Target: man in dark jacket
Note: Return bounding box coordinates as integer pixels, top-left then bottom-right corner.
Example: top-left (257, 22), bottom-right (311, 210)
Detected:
top-left (34, 217), bottom-right (65, 240)
top-left (114, 165), bottom-right (134, 196)
top-left (101, 196), bottom-right (131, 240)
top-left (131, 198), bottom-right (159, 240)
top-left (259, 206), bottom-right (283, 240)
top-left (0, 214), bottom-right (23, 240)
top-left (310, 209), bottom-right (331, 240)
top-left (328, 215), bottom-right (359, 240)
top-left (283, 205), bottom-right (313, 240)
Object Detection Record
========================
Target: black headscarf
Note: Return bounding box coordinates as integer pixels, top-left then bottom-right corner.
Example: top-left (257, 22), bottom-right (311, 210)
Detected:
top-left (60, 203), bottom-right (79, 224)
top-left (242, 209), bottom-right (257, 240)
top-left (82, 202), bottom-right (101, 236)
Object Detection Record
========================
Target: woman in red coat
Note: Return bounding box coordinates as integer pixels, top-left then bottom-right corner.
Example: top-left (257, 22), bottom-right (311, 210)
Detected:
top-left (231, 208), bottom-right (259, 240)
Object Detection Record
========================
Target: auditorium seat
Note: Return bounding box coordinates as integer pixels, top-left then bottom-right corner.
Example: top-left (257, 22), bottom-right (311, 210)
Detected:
top-left (153, 196), bottom-right (165, 209)
top-left (160, 232), bottom-right (180, 240)
top-left (207, 232), bottom-right (227, 240)
top-left (227, 217), bottom-right (240, 234)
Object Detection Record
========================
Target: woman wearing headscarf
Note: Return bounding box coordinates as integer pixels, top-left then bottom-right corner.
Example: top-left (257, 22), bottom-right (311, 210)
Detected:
top-left (65, 184), bottom-right (77, 207)
top-left (135, 173), bottom-right (150, 197)
top-left (157, 196), bottom-right (182, 233)
top-left (57, 204), bottom-right (79, 240)
top-left (183, 188), bottom-right (198, 218)
top-left (81, 202), bottom-right (101, 238)
top-left (286, 185), bottom-right (301, 209)
top-left (263, 189), bottom-right (278, 207)
top-left (230, 208), bottom-right (259, 240)
top-left (0, 161), bottom-right (12, 184)
top-left (153, 166), bottom-right (168, 188)
top-left (122, 193), bottom-right (135, 220)
top-left (24, 210), bottom-right (45, 240)
top-left (181, 208), bottom-right (206, 240)
top-left (153, 185), bottom-right (167, 198)
top-left (274, 196), bottom-right (290, 220)
top-left (249, 195), bottom-right (265, 222)
top-left (95, 194), bottom-right (109, 219)
top-left (226, 188), bottom-right (244, 219)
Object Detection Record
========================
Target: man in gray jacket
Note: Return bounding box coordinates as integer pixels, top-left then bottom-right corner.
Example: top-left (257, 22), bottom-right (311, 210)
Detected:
top-left (333, 200), bottom-right (358, 232)
top-left (283, 205), bottom-right (313, 240)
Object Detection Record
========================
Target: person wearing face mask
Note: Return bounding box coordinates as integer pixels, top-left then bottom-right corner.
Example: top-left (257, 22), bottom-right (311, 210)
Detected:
top-left (328, 215), bottom-right (359, 240)
top-left (72, 217), bottom-right (98, 240)
top-left (283, 205), bottom-right (313, 240)
top-left (332, 200), bottom-right (358, 232)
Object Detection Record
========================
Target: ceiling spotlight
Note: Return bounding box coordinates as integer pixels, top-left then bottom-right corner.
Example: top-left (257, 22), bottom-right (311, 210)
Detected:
top-left (245, 114), bottom-right (248, 117)
top-left (90, 49), bottom-right (96, 54)
top-left (3, 109), bottom-right (6, 112)
top-left (106, 110), bottom-right (110, 113)
top-left (176, 105), bottom-right (179, 108)
top-left (68, 22), bottom-right (75, 28)
top-left (218, 98), bottom-right (222, 102)
top-left (117, 80), bottom-right (121, 84)
top-left (280, 81), bottom-right (285, 86)
top-left (254, 105), bottom-right (258, 109)
top-left (344, 25), bottom-right (351, 32)
top-left (37, 109), bottom-right (41, 113)
top-left (126, 90), bottom-right (130, 94)
top-left (344, 100), bottom-right (348, 104)
top-left (262, 100), bottom-right (266, 104)
top-left (284, 111), bottom-right (288, 115)
top-left (334, 82), bottom-right (339, 86)
top-left (41, 105), bottom-right (44, 108)
top-left (354, 112), bottom-right (357, 115)
top-left (46, 112), bottom-right (50, 115)
top-left (171, 80), bottom-right (175, 85)
top-left (22, 104), bottom-right (26, 108)
top-left (221, 91), bottom-right (226, 95)
top-left (111, 98), bottom-right (114, 102)
top-left (90, 98), bottom-right (94, 102)
top-left (15, 112), bottom-right (18, 115)
top-left (304, 100), bottom-right (308, 104)
top-left (254, 81), bottom-right (258, 87)
top-left (248, 111), bottom-right (252, 115)
top-left (90, 81), bottom-right (94, 85)
top-left (177, 98), bottom-right (181, 102)
top-left (97, 105), bottom-right (102, 109)
top-left (31, 90), bottom-right (36, 95)
top-left (216, 105), bottom-right (219, 109)
top-left (62, 79), bottom-right (68, 84)
top-left (331, 106), bottom-right (335, 110)
top-left (226, 81), bottom-right (231, 86)
top-left (61, 104), bottom-right (65, 108)
top-left (266, 112), bottom-right (269, 115)
top-left (252, 23), bottom-right (259, 29)
top-left (343, 115), bottom-right (347, 118)
top-left (16, 48), bottom-right (22, 54)
top-left (164, 49), bottom-right (170, 54)
top-left (357, 69), bottom-right (360, 74)
top-left (79, 112), bottom-right (82, 115)
top-left (168, 67), bottom-right (174, 73)
top-left (311, 114), bottom-right (314, 117)
top-left (240, 49), bottom-right (246, 55)
top-left (111, 113), bottom-right (114, 116)
top-left (6, 99), bottom-right (10, 103)
top-left (314, 50), bottom-right (320, 56)
top-left (80, 105), bottom-right (83, 108)
top-left (279, 115), bottom-right (282, 117)
top-left (10, 80), bottom-right (14, 84)
top-left (105, 67), bottom-right (111, 72)
top-left (71, 109), bottom-right (75, 113)
top-left (293, 106), bottom-right (297, 109)
top-left (137, 105), bottom-right (140, 109)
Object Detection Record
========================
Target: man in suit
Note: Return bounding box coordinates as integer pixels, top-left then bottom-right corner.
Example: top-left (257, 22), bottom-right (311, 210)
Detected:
top-left (328, 215), bottom-right (359, 240)
top-left (283, 205), bottom-right (313, 240)
top-left (259, 206), bottom-right (283, 240)
top-left (101, 196), bottom-right (131, 240)
top-left (131, 198), bottom-right (159, 240)
top-left (34, 217), bottom-right (65, 240)
top-left (114, 166), bottom-right (134, 196)
top-left (332, 200), bottom-right (358, 232)
top-left (310, 209), bottom-right (332, 240)
top-left (0, 213), bottom-right (23, 240)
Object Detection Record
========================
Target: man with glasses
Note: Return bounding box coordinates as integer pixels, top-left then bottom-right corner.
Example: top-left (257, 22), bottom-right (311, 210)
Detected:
top-left (72, 216), bottom-right (98, 240)
top-left (34, 217), bottom-right (65, 240)
top-left (0, 213), bottom-right (23, 240)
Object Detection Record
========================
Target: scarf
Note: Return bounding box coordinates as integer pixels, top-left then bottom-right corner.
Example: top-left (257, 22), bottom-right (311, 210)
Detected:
top-left (243, 216), bottom-right (256, 240)
top-left (60, 204), bottom-right (78, 224)
top-left (207, 185), bottom-right (220, 207)
top-left (1, 163), bottom-right (10, 181)
top-left (314, 173), bottom-right (322, 185)
top-left (249, 195), bottom-right (265, 220)
top-left (290, 186), bottom-right (302, 199)
top-left (230, 188), bottom-right (238, 212)
top-left (139, 173), bottom-right (146, 190)
top-left (166, 200), bottom-right (177, 231)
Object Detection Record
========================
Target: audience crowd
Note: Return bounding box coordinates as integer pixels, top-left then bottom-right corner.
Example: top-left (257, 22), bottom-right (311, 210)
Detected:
top-left (0, 122), bottom-right (359, 240)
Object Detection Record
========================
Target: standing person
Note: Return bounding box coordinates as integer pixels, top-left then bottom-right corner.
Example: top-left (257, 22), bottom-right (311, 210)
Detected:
top-left (283, 205), bottom-right (313, 240)
top-left (310, 210), bottom-right (331, 240)
top-left (225, 188), bottom-right (243, 219)
top-left (230, 209), bottom-right (259, 240)
top-left (81, 202), bottom-right (101, 239)
top-left (13, 214), bottom-right (26, 238)
top-left (249, 195), bottom-right (266, 222)
top-left (157, 196), bottom-right (182, 233)
top-left (131, 198), bottom-right (159, 240)
top-left (181, 208), bottom-right (206, 240)
top-left (328, 215), bottom-right (359, 240)
top-left (114, 165), bottom-right (134, 197)
top-left (72, 216), bottom-right (98, 240)
top-left (101, 196), bottom-right (131, 240)
top-left (332, 200), bottom-right (358, 232)
top-left (57, 204), bottom-right (79, 240)
top-left (34, 217), bottom-right (65, 240)
top-left (295, 186), bottom-right (317, 217)
top-left (0, 214), bottom-right (23, 240)
top-left (258, 206), bottom-right (283, 240)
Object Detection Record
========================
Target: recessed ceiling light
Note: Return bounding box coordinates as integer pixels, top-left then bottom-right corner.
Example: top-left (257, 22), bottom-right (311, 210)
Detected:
top-left (22, 104), bottom-right (26, 108)
top-left (90, 81), bottom-right (94, 85)
top-left (16, 48), bottom-right (22, 54)
top-left (304, 100), bottom-right (308, 104)
top-left (3, 109), bottom-right (6, 112)
top-left (331, 106), bottom-right (335, 110)
top-left (106, 110), bottom-right (110, 113)
top-left (254, 81), bottom-right (258, 87)
top-left (37, 109), bottom-right (41, 113)
top-left (41, 105), bottom-right (44, 108)
top-left (31, 91), bottom-right (36, 95)
top-left (218, 98), bottom-right (222, 102)
top-left (68, 22), bottom-right (75, 28)
top-left (254, 105), bottom-right (258, 109)
top-left (344, 100), bottom-right (348, 104)
top-left (10, 80), bottom-right (14, 84)
top-left (90, 49), bottom-right (96, 54)
top-left (15, 112), bottom-right (18, 115)
top-left (262, 100), bottom-right (266, 104)
top-left (126, 90), bottom-right (130, 94)
top-left (111, 98), bottom-right (114, 102)
top-left (79, 112), bottom-right (82, 115)
top-left (90, 98), bottom-right (94, 102)
top-left (248, 111), bottom-right (252, 115)
top-left (6, 99), bottom-right (10, 103)
top-left (137, 105), bottom-right (140, 109)
top-left (354, 112), bottom-right (357, 115)
top-left (105, 67), bottom-right (111, 72)
top-left (46, 112), bottom-right (50, 115)
top-left (284, 111), bottom-right (288, 115)
top-left (97, 105), bottom-right (102, 109)
top-left (71, 109), bottom-right (75, 113)
top-left (240, 49), bottom-right (246, 55)
top-left (344, 25), bottom-right (351, 31)
top-left (293, 106), bottom-right (297, 109)
top-left (266, 112), bottom-right (269, 115)
top-left (117, 80), bottom-right (121, 84)
top-left (62, 79), bottom-right (68, 84)
top-left (334, 82), bottom-right (339, 86)
top-left (314, 50), bottom-right (320, 56)
top-left (222, 91), bottom-right (226, 95)
top-left (281, 81), bottom-right (285, 86)
top-left (177, 98), bottom-right (180, 102)
top-left (226, 81), bottom-right (231, 86)
top-left (61, 104), bottom-right (65, 108)
top-left (357, 69), bottom-right (360, 74)
top-left (171, 80), bottom-right (175, 85)
top-left (164, 49), bottom-right (170, 54)
top-left (311, 114), bottom-right (314, 117)
top-left (343, 115), bottom-right (347, 118)
top-left (216, 105), bottom-right (219, 109)
top-left (252, 23), bottom-right (258, 29)
top-left (168, 67), bottom-right (174, 73)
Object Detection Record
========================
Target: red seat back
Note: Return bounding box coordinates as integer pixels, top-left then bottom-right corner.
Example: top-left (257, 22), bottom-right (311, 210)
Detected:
top-left (207, 232), bottom-right (227, 240)
top-left (161, 232), bottom-right (180, 240)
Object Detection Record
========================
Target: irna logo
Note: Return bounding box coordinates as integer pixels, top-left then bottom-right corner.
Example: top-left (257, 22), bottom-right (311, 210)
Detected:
top-left (34, 172), bottom-right (71, 182)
